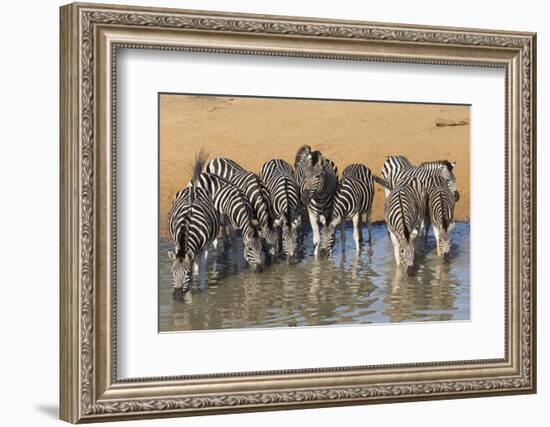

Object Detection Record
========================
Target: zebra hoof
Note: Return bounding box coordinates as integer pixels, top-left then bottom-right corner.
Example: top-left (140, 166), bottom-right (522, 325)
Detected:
top-left (172, 287), bottom-right (187, 301)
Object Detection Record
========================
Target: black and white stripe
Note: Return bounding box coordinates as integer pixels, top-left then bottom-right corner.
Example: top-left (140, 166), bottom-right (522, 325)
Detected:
top-left (260, 159), bottom-right (302, 257)
top-left (294, 145), bottom-right (338, 256)
top-left (384, 177), bottom-right (427, 275)
top-left (424, 180), bottom-right (456, 260)
top-left (192, 154), bottom-right (263, 271)
top-left (205, 158), bottom-right (279, 255)
top-left (319, 163), bottom-right (375, 256)
top-left (381, 155), bottom-right (459, 201)
top-left (167, 183), bottom-right (220, 299)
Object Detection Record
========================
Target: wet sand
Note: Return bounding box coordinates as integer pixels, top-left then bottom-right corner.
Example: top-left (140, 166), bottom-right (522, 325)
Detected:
top-left (160, 94), bottom-right (470, 238)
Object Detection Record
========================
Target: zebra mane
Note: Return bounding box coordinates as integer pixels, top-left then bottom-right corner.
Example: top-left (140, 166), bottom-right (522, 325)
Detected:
top-left (397, 191), bottom-right (410, 241)
top-left (173, 187), bottom-right (192, 260)
top-left (295, 145), bottom-right (312, 165)
top-left (310, 150), bottom-right (322, 166)
top-left (282, 178), bottom-right (292, 227)
top-left (190, 149), bottom-right (209, 185)
top-left (439, 189), bottom-right (450, 232)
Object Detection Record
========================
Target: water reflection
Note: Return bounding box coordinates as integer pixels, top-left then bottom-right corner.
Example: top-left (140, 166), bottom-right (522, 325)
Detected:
top-left (159, 223), bottom-right (470, 332)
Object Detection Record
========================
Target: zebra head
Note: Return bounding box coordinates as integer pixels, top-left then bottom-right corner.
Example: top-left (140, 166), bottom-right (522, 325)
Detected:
top-left (399, 228), bottom-right (419, 276)
top-left (168, 250), bottom-right (192, 299)
top-left (435, 222), bottom-right (455, 261)
top-left (318, 215), bottom-right (337, 258)
top-left (280, 216), bottom-right (301, 258)
top-left (301, 151), bottom-right (332, 202)
top-left (259, 224), bottom-right (279, 256)
top-left (242, 230), bottom-right (264, 272)
top-left (437, 161), bottom-right (460, 201)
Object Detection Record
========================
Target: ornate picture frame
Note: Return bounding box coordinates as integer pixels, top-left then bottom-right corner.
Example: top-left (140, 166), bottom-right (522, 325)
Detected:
top-left (60, 2), bottom-right (536, 423)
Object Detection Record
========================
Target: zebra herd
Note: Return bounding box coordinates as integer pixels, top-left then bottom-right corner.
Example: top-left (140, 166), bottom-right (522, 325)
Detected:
top-left (167, 145), bottom-right (459, 299)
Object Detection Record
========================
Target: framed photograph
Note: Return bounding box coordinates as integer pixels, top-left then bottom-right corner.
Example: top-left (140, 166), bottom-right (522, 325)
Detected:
top-left (60, 2), bottom-right (536, 423)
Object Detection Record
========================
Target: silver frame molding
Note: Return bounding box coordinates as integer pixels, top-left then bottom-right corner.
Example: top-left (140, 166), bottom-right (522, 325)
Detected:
top-left (60, 2), bottom-right (536, 423)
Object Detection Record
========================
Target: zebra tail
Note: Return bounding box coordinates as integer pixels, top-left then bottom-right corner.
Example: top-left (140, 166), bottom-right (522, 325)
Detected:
top-left (190, 148), bottom-right (209, 185)
top-left (373, 174), bottom-right (391, 190)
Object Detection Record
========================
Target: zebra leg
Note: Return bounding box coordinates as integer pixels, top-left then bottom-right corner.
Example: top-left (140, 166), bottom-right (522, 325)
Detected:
top-left (352, 214), bottom-right (361, 252)
top-left (385, 189), bottom-right (392, 238)
top-left (433, 226), bottom-right (441, 256)
top-left (216, 215), bottom-right (227, 250)
top-left (389, 230), bottom-right (400, 265)
top-left (227, 222), bottom-right (237, 247)
top-left (193, 256), bottom-right (200, 275)
top-left (198, 249), bottom-right (208, 289)
top-left (223, 216), bottom-right (233, 246)
top-left (424, 214), bottom-right (431, 243)
top-left (366, 210), bottom-right (372, 245)
top-left (357, 214), bottom-right (363, 243)
top-left (309, 209), bottom-right (321, 256)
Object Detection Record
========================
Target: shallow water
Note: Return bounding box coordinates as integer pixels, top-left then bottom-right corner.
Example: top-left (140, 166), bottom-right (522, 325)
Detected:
top-left (159, 222), bottom-right (470, 332)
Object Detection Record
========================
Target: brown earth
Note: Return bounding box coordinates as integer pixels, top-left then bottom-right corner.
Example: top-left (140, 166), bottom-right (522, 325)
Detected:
top-left (160, 94), bottom-right (470, 238)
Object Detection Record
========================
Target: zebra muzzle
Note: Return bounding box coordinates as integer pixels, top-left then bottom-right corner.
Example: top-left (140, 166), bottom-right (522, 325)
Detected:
top-left (406, 265), bottom-right (416, 276)
top-left (172, 287), bottom-right (189, 301)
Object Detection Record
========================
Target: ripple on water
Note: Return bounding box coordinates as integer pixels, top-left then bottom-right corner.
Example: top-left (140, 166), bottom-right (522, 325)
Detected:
top-left (159, 222), bottom-right (470, 331)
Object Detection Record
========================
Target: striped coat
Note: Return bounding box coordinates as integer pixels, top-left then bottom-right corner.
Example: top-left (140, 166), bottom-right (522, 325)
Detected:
top-left (167, 185), bottom-right (220, 298)
top-left (260, 159), bottom-right (302, 257)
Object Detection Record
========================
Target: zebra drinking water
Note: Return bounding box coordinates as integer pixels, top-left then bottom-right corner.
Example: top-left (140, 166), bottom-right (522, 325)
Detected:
top-left (260, 159), bottom-right (302, 258)
top-left (425, 180), bottom-right (456, 261)
top-left (383, 177), bottom-right (427, 275)
top-left (294, 145), bottom-right (338, 257)
top-left (192, 152), bottom-right (264, 271)
top-left (167, 183), bottom-right (220, 300)
top-left (205, 158), bottom-right (279, 256)
top-left (318, 163), bottom-right (375, 257)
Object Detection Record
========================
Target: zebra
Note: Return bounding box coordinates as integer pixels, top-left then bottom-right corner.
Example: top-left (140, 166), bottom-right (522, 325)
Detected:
top-left (294, 145), bottom-right (338, 256)
top-left (260, 159), bottom-right (302, 258)
top-left (192, 152), bottom-right (264, 271)
top-left (167, 182), bottom-right (220, 300)
top-left (318, 163), bottom-right (375, 257)
top-left (424, 180), bottom-right (456, 261)
top-left (205, 158), bottom-right (279, 256)
top-left (384, 177), bottom-right (427, 275)
top-left (380, 155), bottom-right (460, 202)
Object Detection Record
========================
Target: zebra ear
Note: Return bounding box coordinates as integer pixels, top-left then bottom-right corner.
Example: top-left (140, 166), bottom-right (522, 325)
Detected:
top-left (319, 215), bottom-right (326, 225)
top-left (167, 251), bottom-right (177, 261)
